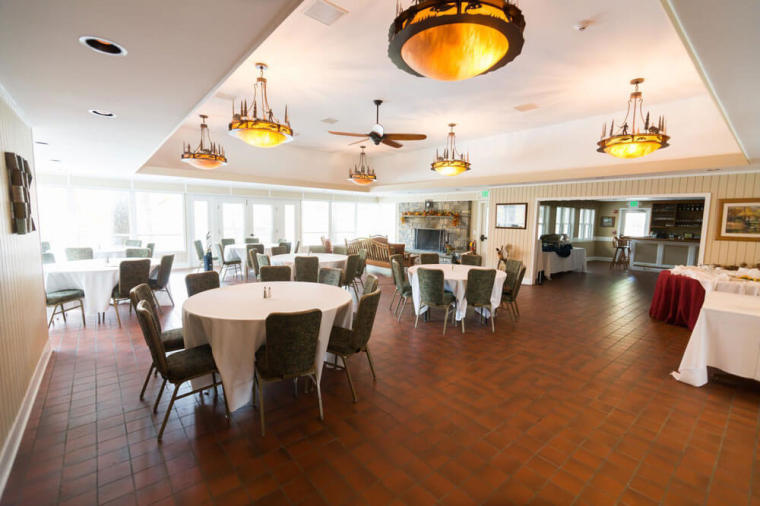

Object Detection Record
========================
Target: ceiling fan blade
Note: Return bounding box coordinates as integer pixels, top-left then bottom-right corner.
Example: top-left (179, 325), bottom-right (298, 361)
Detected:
top-left (348, 138), bottom-right (370, 146)
top-left (328, 131), bottom-right (371, 137)
top-left (381, 138), bottom-right (403, 148)
top-left (383, 133), bottom-right (427, 141)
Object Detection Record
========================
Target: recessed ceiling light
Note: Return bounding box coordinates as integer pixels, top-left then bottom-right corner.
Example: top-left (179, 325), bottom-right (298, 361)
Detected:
top-left (304, 0), bottom-right (348, 26)
top-left (574, 20), bottom-right (593, 31)
top-left (321, 117), bottom-right (339, 124)
top-left (50, 159), bottom-right (61, 163)
top-left (78, 36), bottom-right (127, 56)
top-left (34, 141), bottom-right (49, 145)
top-left (514, 103), bottom-right (538, 112)
top-left (89, 109), bottom-right (117, 118)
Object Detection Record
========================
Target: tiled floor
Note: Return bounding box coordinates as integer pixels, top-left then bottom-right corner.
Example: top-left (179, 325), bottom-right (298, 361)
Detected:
top-left (3, 262), bottom-right (760, 505)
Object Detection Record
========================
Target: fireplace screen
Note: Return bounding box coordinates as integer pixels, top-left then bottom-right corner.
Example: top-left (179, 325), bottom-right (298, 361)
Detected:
top-left (414, 228), bottom-right (446, 251)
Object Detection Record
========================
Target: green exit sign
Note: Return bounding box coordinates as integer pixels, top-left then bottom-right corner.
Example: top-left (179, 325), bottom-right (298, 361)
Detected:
top-left (629, 201), bottom-right (639, 208)
top-left (481, 190), bottom-right (489, 198)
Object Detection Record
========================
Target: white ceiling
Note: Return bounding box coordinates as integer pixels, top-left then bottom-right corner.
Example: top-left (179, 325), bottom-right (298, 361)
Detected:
top-left (0, 0), bottom-right (302, 176)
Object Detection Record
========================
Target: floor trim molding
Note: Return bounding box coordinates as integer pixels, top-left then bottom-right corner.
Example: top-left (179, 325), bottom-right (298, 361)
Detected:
top-left (0, 339), bottom-right (51, 499)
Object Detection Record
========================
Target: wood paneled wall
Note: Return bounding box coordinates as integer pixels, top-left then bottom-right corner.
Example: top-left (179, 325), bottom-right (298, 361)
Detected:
top-left (487, 172), bottom-right (760, 282)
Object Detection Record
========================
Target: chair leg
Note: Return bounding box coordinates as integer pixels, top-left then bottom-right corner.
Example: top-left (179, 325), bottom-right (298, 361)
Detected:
top-left (258, 377), bottom-right (266, 436)
top-left (491, 310), bottom-right (495, 333)
top-left (158, 384), bottom-right (179, 441)
top-left (396, 297), bottom-right (407, 322)
top-left (140, 364), bottom-right (154, 400)
top-left (342, 355), bottom-right (358, 403)
top-left (211, 371), bottom-right (219, 398)
top-left (47, 304), bottom-right (57, 328)
top-left (293, 378), bottom-right (298, 398)
top-left (514, 301), bottom-right (520, 316)
top-left (365, 346), bottom-right (377, 381)
top-left (113, 299), bottom-right (122, 328)
top-left (314, 375), bottom-right (324, 421)
top-left (151, 290), bottom-right (162, 315)
top-left (414, 312), bottom-right (420, 328)
top-left (461, 307), bottom-right (466, 333)
top-left (79, 300), bottom-right (86, 327)
top-left (443, 307), bottom-right (449, 335)
top-left (389, 289), bottom-right (398, 310)
top-left (165, 287), bottom-right (175, 307)
top-left (153, 378), bottom-right (167, 413)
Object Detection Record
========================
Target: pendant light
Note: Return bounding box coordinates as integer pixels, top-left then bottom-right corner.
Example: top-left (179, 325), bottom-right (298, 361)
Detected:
top-left (180, 114), bottom-right (227, 170)
top-left (431, 123), bottom-right (470, 176)
top-left (347, 146), bottom-right (377, 185)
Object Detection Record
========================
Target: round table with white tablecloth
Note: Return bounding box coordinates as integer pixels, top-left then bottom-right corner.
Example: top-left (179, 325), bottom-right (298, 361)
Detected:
top-left (271, 253), bottom-right (347, 280)
top-left (182, 282), bottom-right (353, 412)
top-left (408, 264), bottom-right (507, 321)
top-left (224, 244), bottom-right (276, 278)
top-left (44, 258), bottom-right (159, 315)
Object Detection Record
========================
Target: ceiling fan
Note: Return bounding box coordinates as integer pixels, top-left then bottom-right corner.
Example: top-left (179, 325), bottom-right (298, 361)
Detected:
top-left (328, 99), bottom-right (427, 148)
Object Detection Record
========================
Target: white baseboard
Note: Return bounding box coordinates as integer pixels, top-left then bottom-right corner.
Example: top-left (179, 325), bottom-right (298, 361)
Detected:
top-left (0, 339), bottom-right (51, 498)
top-left (587, 256), bottom-right (613, 262)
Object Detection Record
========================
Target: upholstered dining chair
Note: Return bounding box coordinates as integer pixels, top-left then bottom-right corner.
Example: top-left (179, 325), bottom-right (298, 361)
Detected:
top-left (246, 243), bottom-right (265, 280)
top-left (294, 240), bottom-right (300, 254)
top-left (390, 257), bottom-right (412, 321)
top-left (503, 259), bottom-right (523, 297)
top-left (308, 245), bottom-right (327, 254)
top-left (65, 247), bottom-right (93, 261)
top-left (318, 267), bottom-right (342, 286)
top-left (220, 238), bottom-right (235, 247)
top-left (340, 254), bottom-right (361, 296)
top-left (125, 239), bottom-right (142, 247)
top-left (135, 301), bottom-right (229, 441)
top-left (278, 241), bottom-right (292, 254)
top-left (270, 245), bottom-right (288, 256)
top-left (41, 252), bottom-right (56, 264)
top-left (295, 256), bottom-right (319, 283)
top-left (502, 265), bottom-right (527, 321)
top-left (126, 247), bottom-right (151, 258)
top-left (256, 253), bottom-right (271, 275)
top-left (149, 254), bottom-right (175, 308)
top-left (332, 245), bottom-right (347, 255)
top-left (355, 249), bottom-right (367, 289)
top-left (415, 268), bottom-right (456, 335)
top-left (185, 271), bottom-right (220, 297)
top-left (146, 242), bottom-right (155, 258)
top-left (363, 274), bottom-right (378, 296)
top-left (193, 239), bottom-right (217, 271)
top-left (46, 288), bottom-right (85, 328)
top-left (129, 283), bottom-right (184, 401)
top-left (420, 253), bottom-right (439, 265)
top-left (111, 259), bottom-right (151, 327)
top-left (254, 309), bottom-right (323, 435)
top-left (40, 241), bottom-right (51, 253)
top-left (260, 265), bottom-right (291, 282)
top-left (326, 289), bottom-right (381, 402)
top-left (462, 269), bottom-right (497, 333)
top-left (216, 243), bottom-right (242, 281)
top-left (461, 254), bottom-right (483, 266)
top-left (245, 237), bottom-right (260, 244)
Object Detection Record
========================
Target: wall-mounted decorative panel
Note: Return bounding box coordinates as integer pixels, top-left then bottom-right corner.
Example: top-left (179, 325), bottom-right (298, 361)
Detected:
top-left (3, 152), bottom-right (35, 234)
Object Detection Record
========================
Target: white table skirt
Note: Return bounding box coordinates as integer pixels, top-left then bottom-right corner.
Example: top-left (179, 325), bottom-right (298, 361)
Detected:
top-left (408, 264), bottom-right (506, 321)
top-left (44, 259), bottom-right (158, 315)
top-left (672, 291), bottom-right (760, 387)
top-left (182, 282), bottom-right (353, 412)
top-left (271, 253), bottom-right (347, 280)
top-left (224, 244), bottom-right (275, 262)
top-left (535, 247), bottom-right (587, 280)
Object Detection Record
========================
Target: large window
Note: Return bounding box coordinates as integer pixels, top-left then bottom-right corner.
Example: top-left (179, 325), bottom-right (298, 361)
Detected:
top-left (192, 200), bottom-right (209, 246)
top-left (64, 188), bottom-right (131, 248)
top-left (537, 205), bottom-right (550, 238)
top-left (620, 209), bottom-right (649, 237)
top-left (332, 202), bottom-right (357, 244)
top-left (302, 200), bottom-right (329, 246)
top-left (554, 207), bottom-right (575, 237)
top-left (221, 202), bottom-right (245, 243)
top-left (283, 204), bottom-right (296, 243)
top-left (135, 192), bottom-right (185, 251)
top-left (251, 204), bottom-right (273, 243)
top-left (577, 208), bottom-right (596, 240)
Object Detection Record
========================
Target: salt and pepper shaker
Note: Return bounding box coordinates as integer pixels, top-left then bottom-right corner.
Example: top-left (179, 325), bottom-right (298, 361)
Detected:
top-left (267, 287), bottom-right (271, 298)
top-left (263, 286), bottom-right (267, 298)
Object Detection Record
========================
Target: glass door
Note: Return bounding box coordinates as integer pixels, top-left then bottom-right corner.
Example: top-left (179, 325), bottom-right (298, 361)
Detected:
top-left (251, 203), bottom-right (274, 244)
top-left (220, 200), bottom-right (246, 244)
top-left (187, 196), bottom-right (214, 265)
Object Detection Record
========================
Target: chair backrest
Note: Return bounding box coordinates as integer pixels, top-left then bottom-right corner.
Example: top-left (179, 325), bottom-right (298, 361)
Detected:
top-left (117, 259), bottom-right (151, 298)
top-left (420, 253), bottom-right (439, 265)
top-left (65, 247), bottom-right (93, 261)
top-left (294, 240), bottom-right (300, 254)
top-left (194, 239), bottom-right (205, 261)
top-left (129, 283), bottom-right (161, 332)
top-left (245, 237), bottom-right (259, 244)
top-left (356, 249), bottom-right (367, 277)
top-left (40, 241), bottom-right (51, 253)
top-left (465, 269), bottom-right (496, 306)
top-left (390, 257), bottom-right (406, 290)
top-left (125, 239), bottom-right (142, 247)
top-left (278, 242), bottom-right (292, 254)
top-left (461, 254), bottom-right (483, 266)
top-left (260, 265), bottom-right (291, 282)
top-left (318, 267), bottom-right (342, 286)
top-left (256, 253), bottom-right (271, 270)
top-left (263, 309), bottom-right (322, 377)
top-left (347, 289), bottom-right (381, 351)
top-left (333, 245), bottom-right (348, 255)
top-left (417, 268), bottom-right (446, 306)
top-left (512, 266), bottom-right (527, 299)
top-left (270, 245), bottom-right (288, 256)
top-left (126, 247), bottom-right (151, 258)
top-left (308, 245), bottom-right (326, 254)
top-left (504, 259), bottom-right (523, 289)
top-left (363, 274), bottom-right (378, 295)
top-left (185, 271), bottom-right (220, 297)
top-left (41, 252), bottom-right (56, 264)
top-left (221, 238), bottom-right (235, 247)
top-left (246, 244), bottom-right (264, 269)
top-left (153, 255), bottom-right (174, 289)
top-left (146, 243), bottom-right (155, 257)
top-left (216, 243), bottom-right (226, 262)
top-left (135, 301), bottom-right (169, 377)
top-left (294, 256), bottom-right (319, 282)
top-left (321, 237), bottom-right (333, 253)
top-left (343, 254), bottom-right (360, 284)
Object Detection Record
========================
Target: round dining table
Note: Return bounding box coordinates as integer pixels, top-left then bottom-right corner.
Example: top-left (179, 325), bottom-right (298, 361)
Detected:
top-left (182, 282), bottom-right (353, 412)
top-left (271, 253), bottom-right (347, 279)
top-left (408, 264), bottom-right (507, 321)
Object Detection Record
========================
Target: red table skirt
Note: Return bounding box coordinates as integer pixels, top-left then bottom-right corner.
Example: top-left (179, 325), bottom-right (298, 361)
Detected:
top-left (649, 270), bottom-right (706, 330)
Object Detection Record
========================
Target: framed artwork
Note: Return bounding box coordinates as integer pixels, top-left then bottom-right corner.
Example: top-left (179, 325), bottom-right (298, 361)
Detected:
top-left (716, 198), bottom-right (760, 241)
top-left (4, 151), bottom-right (36, 235)
top-left (600, 216), bottom-right (615, 227)
top-left (495, 203), bottom-right (527, 229)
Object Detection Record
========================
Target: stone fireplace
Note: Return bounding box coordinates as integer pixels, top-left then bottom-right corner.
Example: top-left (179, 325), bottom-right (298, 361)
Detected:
top-left (398, 200), bottom-right (471, 254)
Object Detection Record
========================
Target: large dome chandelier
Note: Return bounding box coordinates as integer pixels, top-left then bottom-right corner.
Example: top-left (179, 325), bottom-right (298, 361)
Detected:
top-left (388, 0), bottom-right (526, 81)
top-left (348, 146), bottom-right (377, 185)
top-left (181, 114), bottom-right (227, 170)
top-left (431, 123), bottom-right (471, 176)
top-left (597, 78), bottom-right (670, 159)
top-left (228, 63), bottom-right (293, 148)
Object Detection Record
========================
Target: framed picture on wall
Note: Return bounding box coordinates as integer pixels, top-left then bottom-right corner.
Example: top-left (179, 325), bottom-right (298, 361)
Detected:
top-left (495, 203), bottom-right (527, 229)
top-left (716, 198), bottom-right (760, 241)
top-left (600, 216), bottom-right (615, 227)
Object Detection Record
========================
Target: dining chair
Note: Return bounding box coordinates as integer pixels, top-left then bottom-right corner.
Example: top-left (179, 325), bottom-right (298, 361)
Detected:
top-left (135, 301), bottom-right (229, 440)
top-left (355, 248), bottom-right (367, 289)
top-left (185, 271), bottom-right (220, 297)
top-left (129, 283), bottom-right (184, 400)
top-left (245, 237), bottom-right (260, 244)
top-left (295, 256), bottom-right (319, 283)
top-left (221, 238), bottom-right (235, 247)
top-left (146, 242), bottom-right (155, 258)
top-left (415, 268), bottom-right (456, 335)
top-left (46, 288), bottom-right (85, 328)
top-left (65, 247), bottom-right (93, 261)
top-left (256, 253), bottom-right (271, 275)
top-left (294, 240), bottom-right (300, 254)
top-left (260, 265), bottom-right (291, 282)
top-left (149, 254), bottom-right (175, 308)
top-left (216, 243), bottom-right (242, 281)
top-left (502, 265), bottom-right (527, 320)
top-left (420, 253), bottom-right (439, 264)
top-left (111, 259), bottom-right (151, 327)
top-left (318, 267), bottom-right (342, 286)
top-left (278, 241), bottom-right (292, 254)
top-left (462, 269), bottom-right (497, 333)
top-left (461, 253), bottom-right (483, 266)
top-left (126, 247), bottom-right (151, 258)
top-left (363, 274), bottom-right (378, 296)
top-left (125, 239), bottom-right (142, 247)
top-left (332, 245), bottom-right (347, 255)
top-left (326, 289), bottom-right (381, 402)
top-left (340, 254), bottom-right (361, 297)
top-left (41, 252), bottom-right (56, 264)
top-left (503, 259), bottom-right (523, 298)
top-left (390, 257), bottom-right (412, 321)
top-left (254, 309), bottom-right (323, 435)
top-left (308, 245), bottom-right (327, 254)
top-left (193, 239), bottom-right (217, 271)
top-left (40, 241), bottom-right (51, 253)
top-left (246, 243), bottom-right (265, 280)
top-left (270, 245), bottom-right (288, 256)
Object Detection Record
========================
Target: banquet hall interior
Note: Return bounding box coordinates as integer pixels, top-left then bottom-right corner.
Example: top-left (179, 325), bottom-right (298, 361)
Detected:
top-left (1, 0), bottom-right (760, 504)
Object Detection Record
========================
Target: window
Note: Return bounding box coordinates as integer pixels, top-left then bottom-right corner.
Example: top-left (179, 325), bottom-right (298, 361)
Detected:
top-left (68, 188), bottom-right (131, 248)
top-left (283, 204), bottom-right (295, 243)
top-left (251, 204), bottom-right (273, 243)
top-left (135, 192), bottom-right (185, 251)
top-left (537, 205), bottom-right (550, 238)
top-left (331, 202), bottom-right (356, 244)
top-left (577, 208), bottom-right (596, 240)
top-left (221, 202), bottom-right (245, 243)
top-left (37, 186), bottom-right (70, 249)
top-left (192, 200), bottom-right (209, 245)
top-left (302, 200), bottom-right (329, 246)
top-left (554, 207), bottom-right (575, 237)
top-left (620, 209), bottom-right (649, 237)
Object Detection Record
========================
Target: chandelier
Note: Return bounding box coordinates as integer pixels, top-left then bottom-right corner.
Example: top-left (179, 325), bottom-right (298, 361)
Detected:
top-left (431, 123), bottom-right (471, 176)
top-left (597, 78), bottom-right (670, 159)
top-left (388, 0), bottom-right (526, 81)
top-left (228, 63), bottom-right (293, 148)
top-left (180, 114), bottom-right (227, 170)
top-left (348, 146), bottom-right (377, 185)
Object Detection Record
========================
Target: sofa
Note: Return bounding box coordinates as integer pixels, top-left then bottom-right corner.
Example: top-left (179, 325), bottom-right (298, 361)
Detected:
top-left (345, 236), bottom-right (415, 268)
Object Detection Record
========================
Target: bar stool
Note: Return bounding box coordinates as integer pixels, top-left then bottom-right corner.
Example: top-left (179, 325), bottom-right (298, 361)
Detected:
top-left (610, 235), bottom-right (630, 270)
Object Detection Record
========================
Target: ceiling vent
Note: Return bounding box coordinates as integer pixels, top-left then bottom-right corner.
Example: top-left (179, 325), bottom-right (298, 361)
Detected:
top-left (514, 103), bottom-right (538, 112)
top-left (321, 117), bottom-right (339, 124)
top-left (304, 0), bottom-right (348, 26)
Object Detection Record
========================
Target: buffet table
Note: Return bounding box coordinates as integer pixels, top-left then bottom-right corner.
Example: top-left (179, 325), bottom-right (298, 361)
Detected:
top-left (535, 247), bottom-right (587, 280)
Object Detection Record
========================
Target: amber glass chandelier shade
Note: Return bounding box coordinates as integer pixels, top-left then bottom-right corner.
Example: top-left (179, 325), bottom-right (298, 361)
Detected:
top-left (431, 123), bottom-right (471, 176)
top-left (431, 160), bottom-right (470, 176)
top-left (181, 114), bottom-right (227, 170)
top-left (347, 145), bottom-right (377, 185)
top-left (348, 176), bottom-right (375, 185)
top-left (228, 120), bottom-right (292, 148)
top-left (598, 133), bottom-right (670, 159)
top-left (181, 156), bottom-right (226, 170)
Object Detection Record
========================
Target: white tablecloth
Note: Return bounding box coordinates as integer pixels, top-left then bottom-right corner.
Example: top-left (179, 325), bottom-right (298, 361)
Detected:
top-left (408, 264), bottom-right (506, 321)
top-left (535, 247), bottom-right (587, 280)
top-left (672, 291), bottom-right (760, 387)
top-left (182, 282), bottom-right (353, 411)
top-left (670, 265), bottom-right (760, 296)
top-left (271, 253), bottom-right (347, 280)
top-left (44, 259), bottom-right (158, 315)
top-left (223, 244), bottom-right (276, 262)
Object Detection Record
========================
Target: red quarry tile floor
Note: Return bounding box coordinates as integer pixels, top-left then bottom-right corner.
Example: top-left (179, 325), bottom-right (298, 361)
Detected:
top-left (3, 262), bottom-right (760, 505)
